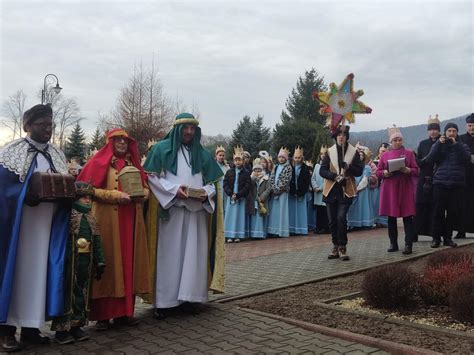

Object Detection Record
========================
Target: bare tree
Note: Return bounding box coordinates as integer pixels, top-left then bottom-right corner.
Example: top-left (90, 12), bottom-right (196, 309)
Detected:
top-left (102, 58), bottom-right (175, 154)
top-left (1, 89), bottom-right (27, 139)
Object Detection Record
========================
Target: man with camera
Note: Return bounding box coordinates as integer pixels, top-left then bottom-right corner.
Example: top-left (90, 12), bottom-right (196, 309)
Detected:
top-left (424, 122), bottom-right (471, 248)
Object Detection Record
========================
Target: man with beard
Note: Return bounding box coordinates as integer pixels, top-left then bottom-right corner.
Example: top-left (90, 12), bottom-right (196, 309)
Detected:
top-left (414, 115), bottom-right (441, 240)
top-left (144, 113), bottom-right (225, 319)
top-left (455, 113), bottom-right (474, 238)
top-left (0, 104), bottom-right (70, 351)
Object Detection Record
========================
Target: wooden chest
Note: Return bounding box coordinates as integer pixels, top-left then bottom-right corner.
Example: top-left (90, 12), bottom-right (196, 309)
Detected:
top-left (27, 171), bottom-right (76, 203)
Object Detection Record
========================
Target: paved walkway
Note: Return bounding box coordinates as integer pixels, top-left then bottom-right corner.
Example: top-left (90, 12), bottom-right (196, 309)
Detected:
top-left (14, 229), bottom-right (474, 354)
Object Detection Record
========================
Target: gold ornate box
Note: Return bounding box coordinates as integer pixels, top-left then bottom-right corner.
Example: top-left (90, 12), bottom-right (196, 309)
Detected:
top-left (118, 166), bottom-right (145, 198)
top-left (185, 187), bottom-right (205, 199)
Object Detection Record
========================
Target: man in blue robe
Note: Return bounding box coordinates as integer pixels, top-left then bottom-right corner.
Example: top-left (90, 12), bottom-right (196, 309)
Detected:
top-left (0, 104), bottom-right (70, 351)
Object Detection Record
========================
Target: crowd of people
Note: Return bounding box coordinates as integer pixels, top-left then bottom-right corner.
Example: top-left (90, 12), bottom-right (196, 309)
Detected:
top-left (0, 104), bottom-right (472, 352)
top-left (219, 114), bottom-right (473, 258)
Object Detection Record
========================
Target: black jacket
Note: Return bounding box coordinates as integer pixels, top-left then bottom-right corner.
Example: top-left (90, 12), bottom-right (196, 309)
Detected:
top-left (223, 167), bottom-right (252, 199)
top-left (415, 137), bottom-right (439, 202)
top-left (289, 163), bottom-right (311, 197)
top-left (459, 133), bottom-right (474, 191)
top-left (424, 139), bottom-right (471, 188)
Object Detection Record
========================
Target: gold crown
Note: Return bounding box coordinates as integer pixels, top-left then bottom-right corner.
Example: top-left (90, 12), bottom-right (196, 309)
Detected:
top-left (320, 145), bottom-right (328, 155)
top-left (387, 125), bottom-right (401, 137)
top-left (279, 146), bottom-right (290, 155)
top-left (215, 145), bottom-right (225, 154)
top-left (427, 114), bottom-right (440, 125)
top-left (233, 145), bottom-right (244, 159)
top-left (294, 145), bottom-right (304, 157)
top-left (252, 157), bottom-right (263, 169)
top-left (75, 181), bottom-right (95, 197)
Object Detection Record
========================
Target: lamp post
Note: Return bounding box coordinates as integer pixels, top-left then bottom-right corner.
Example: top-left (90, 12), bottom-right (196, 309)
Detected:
top-left (41, 73), bottom-right (62, 105)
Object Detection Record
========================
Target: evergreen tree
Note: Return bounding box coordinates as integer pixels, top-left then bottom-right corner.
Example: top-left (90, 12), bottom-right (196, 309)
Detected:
top-left (273, 68), bottom-right (327, 159)
top-left (281, 68), bottom-right (326, 124)
top-left (89, 128), bottom-right (105, 152)
top-left (65, 123), bottom-right (86, 160)
top-left (226, 115), bottom-right (271, 160)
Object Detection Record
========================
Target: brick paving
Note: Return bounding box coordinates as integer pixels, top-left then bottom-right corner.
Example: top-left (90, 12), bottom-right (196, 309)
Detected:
top-left (12, 229), bottom-right (473, 354)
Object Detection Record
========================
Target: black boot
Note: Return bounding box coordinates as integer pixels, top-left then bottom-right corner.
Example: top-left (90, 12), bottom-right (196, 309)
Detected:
top-left (443, 238), bottom-right (457, 248)
top-left (454, 232), bottom-right (466, 239)
top-left (69, 327), bottom-right (89, 342)
top-left (431, 239), bottom-right (440, 248)
top-left (387, 244), bottom-right (399, 252)
top-left (402, 245), bottom-right (413, 255)
top-left (1, 335), bottom-right (21, 353)
top-left (338, 246), bottom-right (350, 261)
top-left (20, 328), bottom-right (49, 345)
top-left (55, 331), bottom-right (74, 345)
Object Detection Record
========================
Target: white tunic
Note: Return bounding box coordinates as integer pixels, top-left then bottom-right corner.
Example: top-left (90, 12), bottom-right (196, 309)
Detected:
top-left (148, 148), bottom-right (216, 308)
top-left (6, 148), bottom-right (56, 328)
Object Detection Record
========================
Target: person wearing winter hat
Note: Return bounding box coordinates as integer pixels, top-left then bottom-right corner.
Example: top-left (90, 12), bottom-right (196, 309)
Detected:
top-left (376, 126), bottom-right (419, 255)
top-left (319, 125), bottom-right (364, 260)
top-left (414, 115), bottom-right (442, 240)
top-left (424, 121), bottom-right (471, 248)
top-left (455, 113), bottom-right (474, 238)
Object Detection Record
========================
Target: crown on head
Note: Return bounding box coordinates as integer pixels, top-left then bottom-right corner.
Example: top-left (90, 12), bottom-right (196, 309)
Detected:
top-left (215, 145), bottom-right (225, 154)
top-left (320, 145), bottom-right (328, 155)
top-left (427, 114), bottom-right (440, 125)
top-left (294, 145), bottom-right (304, 158)
top-left (279, 146), bottom-right (290, 155)
top-left (75, 181), bottom-right (95, 197)
top-left (233, 145), bottom-right (244, 159)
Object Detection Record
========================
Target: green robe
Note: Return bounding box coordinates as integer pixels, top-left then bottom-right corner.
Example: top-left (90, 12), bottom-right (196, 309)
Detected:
top-left (51, 202), bottom-right (105, 331)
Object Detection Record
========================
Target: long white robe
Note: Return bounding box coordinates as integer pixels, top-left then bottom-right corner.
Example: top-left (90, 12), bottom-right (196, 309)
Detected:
top-left (6, 150), bottom-right (56, 328)
top-left (148, 149), bottom-right (216, 308)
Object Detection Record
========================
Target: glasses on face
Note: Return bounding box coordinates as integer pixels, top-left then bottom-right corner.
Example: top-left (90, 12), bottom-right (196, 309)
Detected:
top-left (31, 122), bottom-right (53, 129)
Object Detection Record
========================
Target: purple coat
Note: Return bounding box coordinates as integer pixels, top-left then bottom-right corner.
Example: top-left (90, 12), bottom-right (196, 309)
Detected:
top-left (376, 147), bottom-right (419, 217)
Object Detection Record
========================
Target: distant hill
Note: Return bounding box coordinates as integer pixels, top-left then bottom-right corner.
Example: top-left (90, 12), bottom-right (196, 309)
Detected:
top-left (351, 114), bottom-right (470, 153)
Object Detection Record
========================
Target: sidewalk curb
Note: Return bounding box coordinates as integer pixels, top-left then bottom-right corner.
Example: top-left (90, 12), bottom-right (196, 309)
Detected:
top-left (239, 307), bottom-right (442, 355)
top-left (214, 241), bottom-right (474, 303)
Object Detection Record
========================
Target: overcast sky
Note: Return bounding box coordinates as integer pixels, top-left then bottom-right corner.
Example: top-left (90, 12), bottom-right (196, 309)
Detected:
top-left (0, 0), bottom-right (472, 144)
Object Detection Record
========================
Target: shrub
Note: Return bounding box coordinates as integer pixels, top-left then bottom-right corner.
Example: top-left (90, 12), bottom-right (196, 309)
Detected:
top-left (425, 249), bottom-right (472, 269)
top-left (420, 259), bottom-right (474, 305)
top-left (362, 264), bottom-right (419, 310)
top-left (449, 274), bottom-right (474, 324)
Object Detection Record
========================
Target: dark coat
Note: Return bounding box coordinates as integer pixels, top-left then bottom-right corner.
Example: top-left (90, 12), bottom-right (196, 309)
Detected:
top-left (459, 133), bottom-right (474, 191)
top-left (246, 175), bottom-right (272, 215)
top-left (289, 163), bottom-right (311, 197)
top-left (223, 167), bottom-right (252, 199)
top-left (415, 137), bottom-right (439, 203)
top-left (424, 139), bottom-right (471, 188)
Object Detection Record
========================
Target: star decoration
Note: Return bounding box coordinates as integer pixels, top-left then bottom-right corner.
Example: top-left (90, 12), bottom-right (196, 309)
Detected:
top-left (313, 73), bottom-right (372, 133)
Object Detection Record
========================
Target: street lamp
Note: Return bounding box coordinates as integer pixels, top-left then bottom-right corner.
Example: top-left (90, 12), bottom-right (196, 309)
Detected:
top-left (41, 73), bottom-right (62, 105)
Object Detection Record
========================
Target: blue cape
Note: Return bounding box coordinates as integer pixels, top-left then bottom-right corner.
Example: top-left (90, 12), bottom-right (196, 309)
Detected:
top-left (0, 160), bottom-right (69, 323)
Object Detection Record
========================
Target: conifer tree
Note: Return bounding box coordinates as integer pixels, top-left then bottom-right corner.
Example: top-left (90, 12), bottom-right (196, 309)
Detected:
top-left (273, 68), bottom-right (327, 159)
top-left (226, 115), bottom-right (271, 160)
top-left (65, 123), bottom-right (86, 160)
top-left (89, 128), bottom-right (105, 152)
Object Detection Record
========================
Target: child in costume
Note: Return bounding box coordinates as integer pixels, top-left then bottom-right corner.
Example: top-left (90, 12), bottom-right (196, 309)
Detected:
top-left (267, 147), bottom-right (293, 237)
top-left (311, 145), bottom-right (329, 234)
top-left (247, 158), bottom-right (272, 239)
top-left (52, 181), bottom-right (106, 344)
top-left (347, 145), bottom-right (375, 229)
top-left (288, 146), bottom-right (311, 235)
top-left (223, 146), bottom-right (252, 242)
